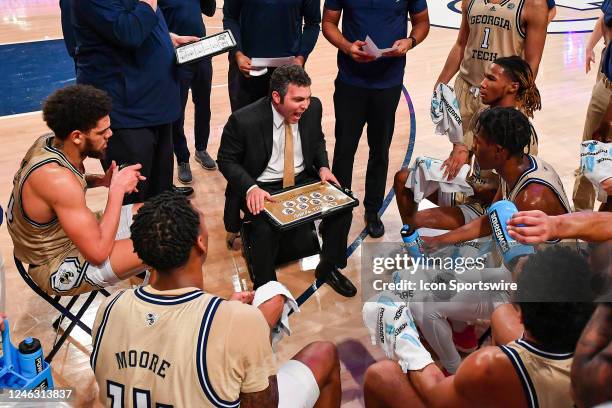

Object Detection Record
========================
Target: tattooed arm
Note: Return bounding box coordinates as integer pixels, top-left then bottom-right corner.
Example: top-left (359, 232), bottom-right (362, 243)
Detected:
top-left (571, 304), bottom-right (612, 408)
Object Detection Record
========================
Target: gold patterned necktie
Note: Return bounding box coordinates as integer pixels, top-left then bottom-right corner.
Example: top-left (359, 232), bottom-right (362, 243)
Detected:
top-left (283, 120), bottom-right (295, 188)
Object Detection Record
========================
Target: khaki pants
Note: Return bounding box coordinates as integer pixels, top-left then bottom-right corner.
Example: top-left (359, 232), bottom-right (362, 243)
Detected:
top-left (574, 61), bottom-right (612, 211)
top-left (454, 75), bottom-right (487, 151)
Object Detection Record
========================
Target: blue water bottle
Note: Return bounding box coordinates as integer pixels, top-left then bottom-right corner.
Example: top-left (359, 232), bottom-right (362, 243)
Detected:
top-left (400, 225), bottom-right (425, 259)
top-left (18, 337), bottom-right (43, 378)
top-left (487, 200), bottom-right (534, 265)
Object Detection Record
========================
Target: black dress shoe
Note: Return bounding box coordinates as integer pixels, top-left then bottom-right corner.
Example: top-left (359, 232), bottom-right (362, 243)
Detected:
top-left (173, 185), bottom-right (194, 197)
top-left (365, 212), bottom-right (385, 238)
top-left (315, 261), bottom-right (357, 298)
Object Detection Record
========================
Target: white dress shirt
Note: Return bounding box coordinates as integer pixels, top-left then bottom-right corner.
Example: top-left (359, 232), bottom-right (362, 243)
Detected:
top-left (255, 104), bottom-right (305, 184)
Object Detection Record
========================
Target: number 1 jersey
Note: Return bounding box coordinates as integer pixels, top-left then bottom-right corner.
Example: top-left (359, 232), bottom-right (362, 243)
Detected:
top-left (460, 0), bottom-right (527, 86)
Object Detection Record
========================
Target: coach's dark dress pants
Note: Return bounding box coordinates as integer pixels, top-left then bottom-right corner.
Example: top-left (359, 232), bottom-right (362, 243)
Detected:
top-left (332, 80), bottom-right (402, 214)
top-left (246, 173), bottom-right (352, 289)
top-left (102, 124), bottom-right (173, 204)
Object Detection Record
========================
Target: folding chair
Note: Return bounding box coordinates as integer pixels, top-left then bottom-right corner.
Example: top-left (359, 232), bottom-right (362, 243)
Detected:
top-left (14, 255), bottom-right (109, 363)
top-left (241, 221), bottom-right (321, 284)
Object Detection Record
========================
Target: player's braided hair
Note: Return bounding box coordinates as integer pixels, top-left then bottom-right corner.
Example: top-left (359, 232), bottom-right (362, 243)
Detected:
top-left (130, 191), bottom-right (200, 272)
top-left (475, 107), bottom-right (531, 156)
top-left (494, 56), bottom-right (542, 118)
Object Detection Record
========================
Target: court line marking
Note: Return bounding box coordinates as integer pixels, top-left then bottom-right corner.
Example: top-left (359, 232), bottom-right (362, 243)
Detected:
top-left (293, 84), bottom-right (417, 308)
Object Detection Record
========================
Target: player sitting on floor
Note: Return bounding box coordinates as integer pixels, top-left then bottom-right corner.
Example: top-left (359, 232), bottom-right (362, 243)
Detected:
top-left (7, 85), bottom-right (146, 296)
top-left (410, 107), bottom-right (571, 246)
top-left (363, 246), bottom-right (596, 408)
top-left (91, 191), bottom-right (342, 408)
top-left (394, 56), bottom-right (542, 227)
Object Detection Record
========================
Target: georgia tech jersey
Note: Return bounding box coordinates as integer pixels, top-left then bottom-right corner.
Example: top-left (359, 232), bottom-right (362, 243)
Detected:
top-left (500, 155), bottom-right (572, 214)
top-left (91, 286), bottom-right (276, 408)
top-left (7, 134), bottom-right (86, 266)
top-left (460, 0), bottom-right (527, 86)
top-left (500, 338), bottom-right (574, 408)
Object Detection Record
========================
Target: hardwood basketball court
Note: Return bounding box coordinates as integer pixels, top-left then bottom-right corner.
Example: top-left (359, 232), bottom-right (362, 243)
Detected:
top-left (0, 1), bottom-right (603, 406)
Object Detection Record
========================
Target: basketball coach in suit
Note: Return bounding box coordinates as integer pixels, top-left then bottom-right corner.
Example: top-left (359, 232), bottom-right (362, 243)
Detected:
top-left (218, 65), bottom-right (356, 297)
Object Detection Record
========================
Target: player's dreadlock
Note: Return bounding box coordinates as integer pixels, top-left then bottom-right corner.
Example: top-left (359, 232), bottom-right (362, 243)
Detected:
top-left (476, 107), bottom-right (532, 156)
top-left (131, 191), bottom-right (200, 272)
top-left (494, 56), bottom-right (542, 118)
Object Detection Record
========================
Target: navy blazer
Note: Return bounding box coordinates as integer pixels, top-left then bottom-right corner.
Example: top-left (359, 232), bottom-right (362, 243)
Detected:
top-left (218, 97), bottom-right (330, 198)
top-left (72, 0), bottom-right (180, 128)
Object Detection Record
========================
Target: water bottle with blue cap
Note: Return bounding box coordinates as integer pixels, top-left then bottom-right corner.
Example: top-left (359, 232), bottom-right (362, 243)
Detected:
top-left (487, 200), bottom-right (534, 266)
top-left (400, 225), bottom-right (425, 260)
top-left (17, 337), bottom-right (43, 378)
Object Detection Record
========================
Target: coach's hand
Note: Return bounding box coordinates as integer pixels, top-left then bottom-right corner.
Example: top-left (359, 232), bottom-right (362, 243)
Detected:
top-left (441, 144), bottom-right (469, 181)
top-left (111, 163), bottom-right (146, 194)
top-left (346, 41), bottom-right (375, 63)
top-left (319, 167), bottom-right (339, 186)
top-left (382, 38), bottom-right (411, 57)
top-left (169, 33), bottom-right (199, 48)
top-left (246, 187), bottom-right (275, 215)
top-left (506, 210), bottom-right (555, 244)
top-left (235, 51), bottom-right (252, 76)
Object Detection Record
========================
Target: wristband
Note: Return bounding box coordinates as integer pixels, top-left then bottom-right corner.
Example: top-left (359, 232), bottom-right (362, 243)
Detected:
top-left (408, 36), bottom-right (417, 49)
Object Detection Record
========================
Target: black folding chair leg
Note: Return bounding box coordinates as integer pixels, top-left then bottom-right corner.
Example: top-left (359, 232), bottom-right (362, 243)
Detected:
top-left (52, 296), bottom-right (80, 330)
top-left (45, 290), bottom-right (98, 363)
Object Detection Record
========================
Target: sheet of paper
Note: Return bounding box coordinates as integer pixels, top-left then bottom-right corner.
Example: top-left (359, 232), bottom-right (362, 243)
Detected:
top-left (251, 56), bottom-right (295, 68)
top-left (249, 67), bottom-right (268, 76)
top-left (363, 36), bottom-right (397, 59)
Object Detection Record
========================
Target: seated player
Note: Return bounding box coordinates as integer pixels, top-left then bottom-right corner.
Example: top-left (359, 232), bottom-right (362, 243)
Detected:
top-left (395, 56), bottom-right (542, 226)
top-left (217, 65), bottom-right (356, 297)
top-left (414, 107), bottom-right (570, 245)
top-left (364, 246), bottom-right (596, 408)
top-left (91, 191), bottom-right (342, 407)
top-left (7, 85), bottom-right (146, 296)
top-left (400, 107), bottom-right (571, 373)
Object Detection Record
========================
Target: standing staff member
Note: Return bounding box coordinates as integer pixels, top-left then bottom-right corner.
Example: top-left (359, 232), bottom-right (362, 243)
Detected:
top-left (223, 0), bottom-right (321, 112)
top-left (72, 0), bottom-right (197, 203)
top-left (160, 0), bottom-right (217, 185)
top-left (321, 0), bottom-right (430, 238)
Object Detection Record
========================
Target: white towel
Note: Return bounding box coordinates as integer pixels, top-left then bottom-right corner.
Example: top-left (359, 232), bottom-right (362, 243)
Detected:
top-left (431, 83), bottom-right (464, 144)
top-left (253, 281), bottom-right (299, 349)
top-left (580, 140), bottom-right (612, 202)
top-left (406, 156), bottom-right (474, 203)
top-left (362, 292), bottom-right (433, 372)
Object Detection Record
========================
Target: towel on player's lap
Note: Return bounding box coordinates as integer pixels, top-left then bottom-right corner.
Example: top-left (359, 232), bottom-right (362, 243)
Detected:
top-left (580, 140), bottom-right (612, 202)
top-left (431, 83), bottom-right (464, 144)
top-left (406, 156), bottom-right (474, 203)
top-left (253, 281), bottom-right (299, 349)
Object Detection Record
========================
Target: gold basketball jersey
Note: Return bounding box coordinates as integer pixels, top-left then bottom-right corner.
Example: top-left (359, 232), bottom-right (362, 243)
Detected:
top-left (501, 155), bottom-right (572, 213)
top-left (91, 286), bottom-right (277, 408)
top-left (500, 338), bottom-right (574, 408)
top-left (7, 134), bottom-right (85, 266)
top-left (460, 0), bottom-right (526, 86)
